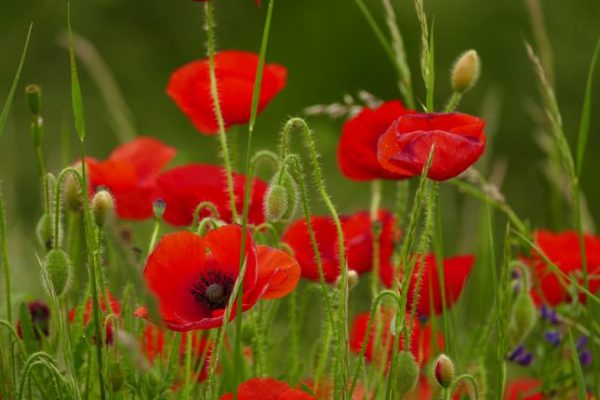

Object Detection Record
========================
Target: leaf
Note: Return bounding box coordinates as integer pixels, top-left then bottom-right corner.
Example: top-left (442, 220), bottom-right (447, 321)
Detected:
top-left (576, 38), bottom-right (600, 176)
top-left (67, 3), bottom-right (86, 142)
top-left (0, 23), bottom-right (33, 138)
top-left (18, 302), bottom-right (37, 355)
top-left (568, 330), bottom-right (587, 400)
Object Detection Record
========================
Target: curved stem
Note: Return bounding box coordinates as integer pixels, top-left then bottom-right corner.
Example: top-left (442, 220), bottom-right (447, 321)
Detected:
top-left (53, 167), bottom-right (83, 250)
top-left (449, 374), bottom-right (480, 400)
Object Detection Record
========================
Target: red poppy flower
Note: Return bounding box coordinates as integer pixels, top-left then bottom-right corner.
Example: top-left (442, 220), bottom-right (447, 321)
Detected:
top-left (68, 291), bottom-right (121, 344)
top-left (504, 378), bottom-right (542, 400)
top-left (17, 300), bottom-right (50, 340)
top-left (221, 378), bottom-right (315, 400)
top-left (167, 51), bottom-right (286, 135)
top-left (349, 308), bottom-right (442, 367)
top-left (143, 225), bottom-right (300, 331)
top-left (380, 254), bottom-right (474, 316)
top-left (86, 137), bottom-right (176, 220)
top-left (525, 230), bottom-right (600, 306)
top-left (156, 164), bottom-right (267, 227)
top-left (142, 324), bottom-right (213, 382)
top-left (377, 113), bottom-right (486, 181)
top-left (338, 100), bottom-right (414, 181)
top-left (282, 210), bottom-right (398, 283)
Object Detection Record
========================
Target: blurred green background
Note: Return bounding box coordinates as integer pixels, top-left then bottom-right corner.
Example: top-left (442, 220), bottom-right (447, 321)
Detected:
top-left (1, 0), bottom-right (599, 299)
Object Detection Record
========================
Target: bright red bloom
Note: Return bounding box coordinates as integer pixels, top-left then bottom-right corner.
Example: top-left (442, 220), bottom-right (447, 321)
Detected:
top-left (377, 113), bottom-right (486, 181)
top-left (282, 210), bottom-right (398, 283)
top-left (526, 230), bottom-right (600, 306)
top-left (68, 291), bottom-right (121, 344)
top-left (338, 101), bottom-right (414, 181)
top-left (380, 254), bottom-right (475, 316)
top-left (167, 51), bottom-right (286, 135)
top-left (221, 378), bottom-right (315, 400)
top-left (86, 137), bottom-right (176, 220)
top-left (503, 378), bottom-right (543, 400)
top-left (156, 164), bottom-right (267, 227)
top-left (142, 324), bottom-right (213, 382)
top-left (143, 226), bottom-right (300, 331)
top-left (349, 308), bottom-right (442, 366)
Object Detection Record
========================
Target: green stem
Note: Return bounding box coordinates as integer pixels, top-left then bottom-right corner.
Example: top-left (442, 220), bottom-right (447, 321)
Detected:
top-left (432, 184), bottom-right (451, 354)
top-left (370, 179), bottom-right (383, 299)
top-left (444, 92), bottom-right (462, 112)
top-left (0, 192), bottom-right (15, 390)
top-left (204, 1), bottom-right (238, 224)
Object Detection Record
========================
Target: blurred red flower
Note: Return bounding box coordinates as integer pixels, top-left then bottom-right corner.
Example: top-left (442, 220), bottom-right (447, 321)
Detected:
top-left (377, 113), bottom-right (486, 181)
top-left (282, 210), bottom-right (398, 283)
top-left (503, 378), bottom-right (542, 400)
top-left (156, 164), bottom-right (267, 227)
top-left (68, 291), bottom-right (121, 344)
top-left (17, 300), bottom-right (50, 340)
top-left (142, 324), bottom-right (213, 382)
top-left (338, 100), bottom-right (414, 181)
top-left (380, 254), bottom-right (475, 316)
top-left (167, 51), bottom-right (286, 134)
top-left (349, 307), bottom-right (442, 366)
top-left (526, 230), bottom-right (600, 306)
top-left (221, 378), bottom-right (315, 400)
top-left (143, 226), bottom-right (300, 331)
top-left (86, 137), bottom-right (176, 220)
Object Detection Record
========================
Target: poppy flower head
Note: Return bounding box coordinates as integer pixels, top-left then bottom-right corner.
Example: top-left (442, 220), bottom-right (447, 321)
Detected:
top-left (526, 230), bottom-right (600, 306)
top-left (380, 254), bottom-right (475, 316)
top-left (143, 226), bottom-right (300, 331)
top-left (377, 112), bottom-right (486, 181)
top-left (338, 100), bottom-right (414, 181)
top-left (503, 378), bottom-right (543, 400)
top-left (86, 137), bottom-right (176, 220)
top-left (220, 378), bottom-right (315, 400)
top-left (167, 51), bottom-right (286, 135)
top-left (282, 210), bottom-right (398, 283)
top-left (349, 308), bottom-right (442, 367)
top-left (17, 300), bottom-right (50, 340)
top-left (156, 164), bottom-right (267, 227)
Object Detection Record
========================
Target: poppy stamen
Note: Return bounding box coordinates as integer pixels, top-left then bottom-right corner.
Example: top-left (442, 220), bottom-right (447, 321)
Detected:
top-left (190, 271), bottom-right (234, 311)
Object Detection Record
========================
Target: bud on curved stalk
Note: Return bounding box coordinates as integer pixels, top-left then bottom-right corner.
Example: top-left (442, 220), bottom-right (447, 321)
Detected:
top-left (153, 198), bottom-right (166, 220)
top-left (91, 189), bottom-right (114, 228)
top-left (36, 213), bottom-right (53, 250)
top-left (64, 164), bottom-right (83, 213)
top-left (264, 183), bottom-right (288, 222)
top-left (347, 269), bottom-right (359, 290)
top-left (508, 290), bottom-right (537, 347)
top-left (451, 50), bottom-right (481, 94)
top-left (434, 354), bottom-right (455, 389)
top-left (25, 84), bottom-right (42, 116)
top-left (280, 170), bottom-right (299, 220)
top-left (43, 248), bottom-right (72, 297)
top-left (397, 351), bottom-right (419, 395)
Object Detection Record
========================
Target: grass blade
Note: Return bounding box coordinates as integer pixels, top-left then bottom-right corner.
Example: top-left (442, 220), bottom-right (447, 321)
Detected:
top-left (568, 330), bottom-right (587, 400)
top-left (576, 38), bottom-right (600, 176)
top-left (67, 4), bottom-right (86, 142)
top-left (0, 23), bottom-right (33, 138)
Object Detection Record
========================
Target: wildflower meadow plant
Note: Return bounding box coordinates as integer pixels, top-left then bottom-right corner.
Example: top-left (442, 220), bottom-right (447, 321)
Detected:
top-left (1, 0), bottom-right (599, 399)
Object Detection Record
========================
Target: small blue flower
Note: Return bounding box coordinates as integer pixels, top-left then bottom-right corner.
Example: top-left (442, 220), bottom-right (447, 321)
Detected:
top-left (579, 350), bottom-right (592, 367)
top-left (544, 330), bottom-right (561, 347)
top-left (517, 351), bottom-right (534, 366)
top-left (576, 335), bottom-right (589, 352)
top-left (508, 345), bottom-right (524, 362)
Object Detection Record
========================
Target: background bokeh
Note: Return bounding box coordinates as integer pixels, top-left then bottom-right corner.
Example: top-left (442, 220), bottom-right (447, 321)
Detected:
top-left (1, 0), bottom-right (599, 324)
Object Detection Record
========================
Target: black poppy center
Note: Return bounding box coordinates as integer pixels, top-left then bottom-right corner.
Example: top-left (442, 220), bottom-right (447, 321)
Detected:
top-left (190, 271), bottom-right (235, 311)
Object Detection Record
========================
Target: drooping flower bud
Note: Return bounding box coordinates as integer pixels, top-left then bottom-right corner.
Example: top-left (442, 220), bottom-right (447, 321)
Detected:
top-left (153, 199), bottom-right (166, 220)
top-left (43, 248), bottom-right (71, 297)
top-left (64, 164), bottom-right (83, 212)
top-left (36, 213), bottom-right (53, 250)
top-left (280, 171), bottom-right (298, 220)
top-left (508, 291), bottom-right (537, 347)
top-left (451, 50), bottom-right (481, 93)
top-left (264, 183), bottom-right (288, 222)
top-left (25, 84), bottom-right (42, 115)
top-left (397, 351), bottom-right (419, 395)
top-left (434, 354), bottom-right (455, 389)
top-left (91, 189), bottom-right (114, 227)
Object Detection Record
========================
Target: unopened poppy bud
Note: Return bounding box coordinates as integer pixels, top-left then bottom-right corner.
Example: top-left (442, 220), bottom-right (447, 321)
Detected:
top-left (281, 171), bottom-right (298, 220)
top-left (91, 190), bottom-right (114, 227)
top-left (347, 269), bottom-right (359, 290)
top-left (43, 248), bottom-right (71, 297)
top-left (397, 351), bottom-right (419, 394)
top-left (508, 291), bottom-right (537, 347)
top-left (153, 199), bottom-right (166, 220)
top-left (451, 50), bottom-right (480, 93)
top-left (36, 213), bottom-right (53, 250)
top-left (25, 84), bottom-right (42, 115)
top-left (434, 354), bottom-right (455, 389)
top-left (64, 165), bottom-right (83, 212)
top-left (264, 183), bottom-right (288, 222)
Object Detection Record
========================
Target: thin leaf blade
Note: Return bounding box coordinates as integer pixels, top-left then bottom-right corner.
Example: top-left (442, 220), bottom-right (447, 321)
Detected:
top-left (67, 3), bottom-right (86, 142)
top-left (576, 38), bottom-right (600, 176)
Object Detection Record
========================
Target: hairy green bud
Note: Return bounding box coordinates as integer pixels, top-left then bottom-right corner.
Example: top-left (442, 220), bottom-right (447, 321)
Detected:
top-left (397, 351), bottom-right (419, 395)
top-left (434, 354), bottom-right (455, 389)
top-left (91, 189), bottom-right (114, 227)
top-left (36, 213), bottom-right (53, 250)
top-left (43, 248), bottom-right (71, 297)
top-left (451, 49), bottom-right (481, 93)
top-left (508, 291), bottom-right (537, 347)
top-left (264, 183), bottom-right (288, 222)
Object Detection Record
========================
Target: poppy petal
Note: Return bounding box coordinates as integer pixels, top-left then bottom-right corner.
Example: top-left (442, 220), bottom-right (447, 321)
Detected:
top-left (109, 137), bottom-right (176, 184)
top-left (256, 245), bottom-right (301, 299)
